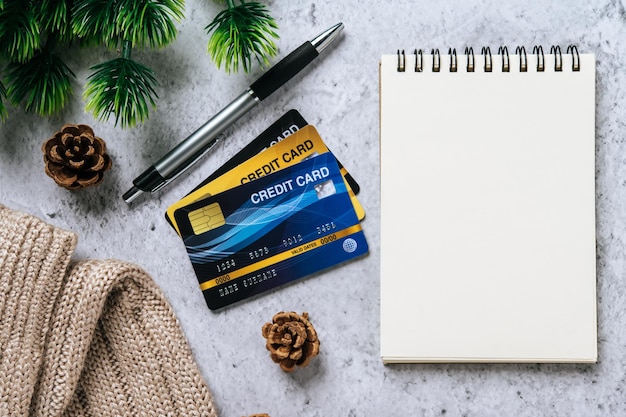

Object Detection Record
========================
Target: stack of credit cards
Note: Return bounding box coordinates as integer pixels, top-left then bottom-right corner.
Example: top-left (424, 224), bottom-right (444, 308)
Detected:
top-left (166, 110), bottom-right (368, 310)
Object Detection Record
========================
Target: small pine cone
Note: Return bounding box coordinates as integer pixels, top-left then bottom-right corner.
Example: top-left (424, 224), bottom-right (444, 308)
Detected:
top-left (261, 311), bottom-right (320, 372)
top-left (42, 124), bottom-right (112, 190)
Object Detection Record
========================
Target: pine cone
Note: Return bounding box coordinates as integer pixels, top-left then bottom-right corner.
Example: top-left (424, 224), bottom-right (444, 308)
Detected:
top-left (42, 124), bottom-right (112, 190)
top-left (261, 311), bottom-right (320, 372)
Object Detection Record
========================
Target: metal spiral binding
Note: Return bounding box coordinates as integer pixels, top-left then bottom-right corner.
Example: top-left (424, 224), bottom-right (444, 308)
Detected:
top-left (498, 46), bottom-right (510, 72)
top-left (465, 47), bottom-right (475, 72)
top-left (432, 49), bottom-right (441, 72)
top-left (395, 45), bottom-right (582, 72)
top-left (414, 49), bottom-right (423, 72)
top-left (449, 48), bottom-right (458, 72)
top-left (515, 46), bottom-right (528, 72)
top-left (397, 49), bottom-right (406, 72)
top-left (532, 45), bottom-right (545, 71)
top-left (550, 46), bottom-right (562, 71)
top-left (481, 47), bottom-right (492, 72)
top-left (566, 45), bottom-right (580, 71)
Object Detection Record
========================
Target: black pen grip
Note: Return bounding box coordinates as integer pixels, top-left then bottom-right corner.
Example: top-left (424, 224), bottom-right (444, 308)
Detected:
top-left (250, 42), bottom-right (318, 101)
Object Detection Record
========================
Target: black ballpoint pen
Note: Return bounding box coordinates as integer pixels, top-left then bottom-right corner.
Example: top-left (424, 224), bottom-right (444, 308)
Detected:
top-left (122, 22), bottom-right (344, 203)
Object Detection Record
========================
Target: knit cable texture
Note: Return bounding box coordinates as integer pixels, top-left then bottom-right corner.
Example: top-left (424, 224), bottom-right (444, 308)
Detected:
top-left (0, 205), bottom-right (218, 417)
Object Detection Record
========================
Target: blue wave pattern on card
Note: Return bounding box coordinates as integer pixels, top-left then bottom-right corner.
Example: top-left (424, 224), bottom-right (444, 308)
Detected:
top-left (184, 154), bottom-right (348, 262)
top-left (187, 184), bottom-right (321, 262)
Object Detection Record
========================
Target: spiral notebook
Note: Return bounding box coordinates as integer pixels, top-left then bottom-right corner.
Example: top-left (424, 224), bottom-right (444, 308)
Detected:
top-left (379, 46), bottom-right (597, 363)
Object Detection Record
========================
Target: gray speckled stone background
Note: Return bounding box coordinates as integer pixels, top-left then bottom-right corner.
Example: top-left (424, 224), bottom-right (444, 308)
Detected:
top-left (1, 0), bottom-right (625, 415)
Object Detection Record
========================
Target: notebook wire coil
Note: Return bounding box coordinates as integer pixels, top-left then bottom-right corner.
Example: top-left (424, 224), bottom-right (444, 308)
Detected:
top-left (395, 45), bottom-right (581, 73)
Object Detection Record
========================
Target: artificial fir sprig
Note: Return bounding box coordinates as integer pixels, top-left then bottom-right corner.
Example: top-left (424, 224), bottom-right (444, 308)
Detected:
top-left (5, 37), bottom-right (75, 116)
top-left (206, 0), bottom-right (279, 73)
top-left (116, 0), bottom-right (185, 48)
top-left (0, 2), bottom-right (72, 118)
top-left (0, 1), bottom-right (41, 63)
top-left (73, 0), bottom-right (184, 126)
top-left (0, 0), bottom-right (183, 127)
top-left (72, 0), bottom-right (184, 48)
top-left (0, 0), bottom-right (281, 127)
top-left (0, 80), bottom-right (7, 121)
top-left (71, 0), bottom-right (120, 47)
top-left (84, 41), bottom-right (158, 128)
top-left (36, 0), bottom-right (73, 42)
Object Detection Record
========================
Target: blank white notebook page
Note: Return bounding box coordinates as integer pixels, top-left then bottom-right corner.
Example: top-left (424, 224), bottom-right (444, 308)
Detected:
top-left (379, 50), bottom-right (597, 363)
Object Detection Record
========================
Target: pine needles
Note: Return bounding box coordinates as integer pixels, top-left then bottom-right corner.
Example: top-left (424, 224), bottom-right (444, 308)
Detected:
top-left (117, 0), bottom-right (185, 48)
top-left (6, 47), bottom-right (75, 116)
top-left (0, 80), bottom-right (6, 121)
top-left (206, 1), bottom-right (279, 73)
top-left (84, 47), bottom-right (158, 128)
top-left (71, 0), bottom-right (185, 48)
top-left (0, 0), bottom-right (280, 128)
top-left (37, 0), bottom-right (72, 41)
top-left (72, 0), bottom-right (184, 127)
top-left (0, 1), bottom-right (41, 63)
top-left (71, 0), bottom-right (120, 46)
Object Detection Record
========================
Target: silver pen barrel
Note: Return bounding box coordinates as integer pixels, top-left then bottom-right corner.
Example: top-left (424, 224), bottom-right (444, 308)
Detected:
top-left (155, 90), bottom-right (259, 177)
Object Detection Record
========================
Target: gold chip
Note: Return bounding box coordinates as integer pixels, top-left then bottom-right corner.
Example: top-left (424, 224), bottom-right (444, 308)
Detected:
top-left (188, 203), bottom-right (225, 235)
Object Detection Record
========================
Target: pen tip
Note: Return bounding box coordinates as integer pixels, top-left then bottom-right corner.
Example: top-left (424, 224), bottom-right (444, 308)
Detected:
top-left (311, 23), bottom-right (345, 53)
top-left (330, 22), bottom-right (344, 33)
top-left (122, 186), bottom-right (143, 204)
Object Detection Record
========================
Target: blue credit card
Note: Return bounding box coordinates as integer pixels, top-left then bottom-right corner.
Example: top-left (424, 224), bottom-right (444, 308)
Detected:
top-left (174, 153), bottom-right (369, 310)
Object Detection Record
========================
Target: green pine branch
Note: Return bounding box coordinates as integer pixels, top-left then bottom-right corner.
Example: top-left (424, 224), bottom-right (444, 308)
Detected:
top-left (84, 41), bottom-right (158, 128)
top-left (35, 0), bottom-right (73, 42)
top-left (72, 0), bottom-right (185, 48)
top-left (1, 1), bottom-right (74, 119)
top-left (72, 0), bottom-right (183, 127)
top-left (0, 0), bottom-right (281, 128)
top-left (5, 45), bottom-right (75, 116)
top-left (0, 79), bottom-right (7, 121)
top-left (0, 1), bottom-right (41, 63)
top-left (206, 0), bottom-right (278, 73)
top-left (71, 0), bottom-right (125, 47)
top-left (116, 0), bottom-right (184, 48)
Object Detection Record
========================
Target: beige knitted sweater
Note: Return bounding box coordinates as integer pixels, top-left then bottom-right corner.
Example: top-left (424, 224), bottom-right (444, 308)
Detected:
top-left (0, 205), bottom-right (218, 417)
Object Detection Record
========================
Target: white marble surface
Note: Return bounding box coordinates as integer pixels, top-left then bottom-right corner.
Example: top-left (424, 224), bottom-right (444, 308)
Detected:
top-left (1, 0), bottom-right (625, 415)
